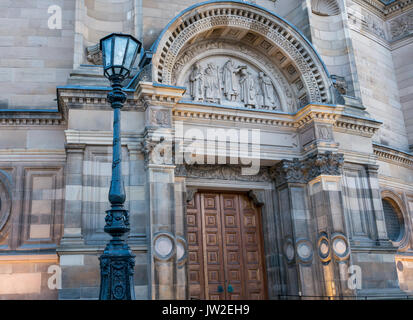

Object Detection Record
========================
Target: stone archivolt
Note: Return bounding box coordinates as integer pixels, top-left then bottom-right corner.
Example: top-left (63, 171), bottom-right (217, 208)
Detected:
top-left (151, 2), bottom-right (332, 105)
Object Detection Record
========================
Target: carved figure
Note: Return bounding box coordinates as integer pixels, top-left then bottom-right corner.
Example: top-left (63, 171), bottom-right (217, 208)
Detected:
top-left (258, 72), bottom-right (277, 109)
top-left (189, 63), bottom-right (204, 101)
top-left (238, 67), bottom-right (257, 107)
top-left (204, 63), bottom-right (220, 103)
top-left (222, 59), bottom-right (243, 101)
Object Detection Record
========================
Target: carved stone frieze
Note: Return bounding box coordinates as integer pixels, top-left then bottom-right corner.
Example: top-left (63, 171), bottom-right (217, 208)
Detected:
top-left (174, 164), bottom-right (272, 182)
top-left (389, 10), bottom-right (413, 39)
top-left (271, 152), bottom-right (344, 185)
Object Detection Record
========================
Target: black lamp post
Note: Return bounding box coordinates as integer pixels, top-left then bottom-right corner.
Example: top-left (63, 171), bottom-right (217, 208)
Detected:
top-left (99, 33), bottom-right (142, 300)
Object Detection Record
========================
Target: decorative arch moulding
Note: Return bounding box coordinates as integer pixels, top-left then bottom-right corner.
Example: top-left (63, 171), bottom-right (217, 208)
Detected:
top-left (147, 0), bottom-right (334, 111)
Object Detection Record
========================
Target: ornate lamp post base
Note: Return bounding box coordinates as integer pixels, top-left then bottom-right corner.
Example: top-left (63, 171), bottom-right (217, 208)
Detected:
top-left (99, 242), bottom-right (135, 300)
top-left (99, 206), bottom-right (136, 300)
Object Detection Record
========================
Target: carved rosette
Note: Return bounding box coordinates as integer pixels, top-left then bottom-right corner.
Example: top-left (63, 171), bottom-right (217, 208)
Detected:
top-left (271, 152), bottom-right (344, 185)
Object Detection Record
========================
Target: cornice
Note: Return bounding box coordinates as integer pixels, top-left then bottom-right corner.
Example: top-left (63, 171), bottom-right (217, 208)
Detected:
top-left (136, 82), bottom-right (186, 109)
top-left (355, 0), bottom-right (413, 18)
top-left (173, 102), bottom-right (381, 137)
top-left (334, 114), bottom-right (382, 138)
top-left (373, 143), bottom-right (413, 168)
top-left (0, 109), bottom-right (65, 127)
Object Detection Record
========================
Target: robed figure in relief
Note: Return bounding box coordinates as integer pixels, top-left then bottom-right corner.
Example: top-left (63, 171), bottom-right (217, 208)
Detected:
top-left (189, 63), bottom-right (204, 101)
top-left (222, 59), bottom-right (243, 102)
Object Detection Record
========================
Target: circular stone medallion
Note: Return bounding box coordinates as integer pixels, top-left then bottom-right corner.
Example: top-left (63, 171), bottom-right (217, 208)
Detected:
top-left (154, 235), bottom-right (174, 259)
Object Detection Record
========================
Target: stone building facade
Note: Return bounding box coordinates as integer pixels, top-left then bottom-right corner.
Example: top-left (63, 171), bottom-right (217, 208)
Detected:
top-left (0, 0), bottom-right (412, 299)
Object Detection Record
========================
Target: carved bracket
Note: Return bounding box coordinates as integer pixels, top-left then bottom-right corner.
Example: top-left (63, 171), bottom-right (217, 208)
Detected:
top-left (247, 190), bottom-right (265, 207)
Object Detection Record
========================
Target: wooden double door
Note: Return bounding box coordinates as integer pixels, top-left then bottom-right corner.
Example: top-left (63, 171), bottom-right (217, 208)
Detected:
top-left (187, 192), bottom-right (267, 300)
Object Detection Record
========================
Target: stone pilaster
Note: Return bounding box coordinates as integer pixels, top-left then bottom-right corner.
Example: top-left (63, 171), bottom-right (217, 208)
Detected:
top-left (271, 151), bottom-right (354, 299)
top-left (271, 158), bottom-right (321, 299)
top-left (137, 82), bottom-right (185, 300)
top-left (60, 143), bottom-right (85, 247)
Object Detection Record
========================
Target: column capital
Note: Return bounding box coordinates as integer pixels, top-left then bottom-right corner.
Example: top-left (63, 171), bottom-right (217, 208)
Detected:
top-left (271, 151), bottom-right (344, 186)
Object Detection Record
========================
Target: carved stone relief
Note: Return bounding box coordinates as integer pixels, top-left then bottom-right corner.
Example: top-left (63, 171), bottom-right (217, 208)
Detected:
top-left (174, 164), bottom-right (272, 182)
top-left (86, 44), bottom-right (102, 65)
top-left (150, 109), bottom-right (171, 127)
top-left (175, 40), bottom-right (293, 111)
top-left (389, 11), bottom-right (413, 40)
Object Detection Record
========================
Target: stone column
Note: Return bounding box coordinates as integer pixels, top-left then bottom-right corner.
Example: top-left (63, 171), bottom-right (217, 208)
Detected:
top-left (366, 164), bottom-right (388, 243)
top-left (271, 152), bottom-right (354, 299)
top-left (271, 159), bottom-right (322, 299)
top-left (60, 143), bottom-right (85, 247)
top-left (308, 173), bottom-right (353, 298)
top-left (137, 82), bottom-right (185, 300)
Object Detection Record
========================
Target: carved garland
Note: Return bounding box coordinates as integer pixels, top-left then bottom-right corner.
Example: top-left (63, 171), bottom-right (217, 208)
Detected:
top-left (154, 6), bottom-right (330, 103)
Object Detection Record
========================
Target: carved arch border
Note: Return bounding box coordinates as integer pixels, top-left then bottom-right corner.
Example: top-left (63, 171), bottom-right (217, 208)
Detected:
top-left (151, 0), bottom-right (332, 104)
top-left (381, 189), bottom-right (410, 250)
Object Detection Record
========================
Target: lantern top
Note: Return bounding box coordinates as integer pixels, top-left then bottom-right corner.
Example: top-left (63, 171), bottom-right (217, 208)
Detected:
top-left (99, 33), bottom-right (142, 82)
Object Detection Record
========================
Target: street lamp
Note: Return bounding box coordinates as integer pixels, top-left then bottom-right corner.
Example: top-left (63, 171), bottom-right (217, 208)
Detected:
top-left (99, 33), bottom-right (142, 300)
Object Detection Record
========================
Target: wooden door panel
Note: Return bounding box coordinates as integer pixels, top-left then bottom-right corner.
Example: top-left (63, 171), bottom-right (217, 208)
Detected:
top-left (239, 194), bottom-right (267, 299)
top-left (188, 192), bottom-right (267, 300)
top-left (187, 194), bottom-right (205, 299)
top-left (201, 193), bottom-right (226, 300)
top-left (220, 194), bottom-right (244, 300)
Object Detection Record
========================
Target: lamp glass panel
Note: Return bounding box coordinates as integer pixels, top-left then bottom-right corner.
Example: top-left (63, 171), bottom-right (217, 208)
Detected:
top-left (102, 38), bottom-right (113, 68)
top-left (113, 36), bottom-right (128, 67)
top-left (123, 40), bottom-right (138, 70)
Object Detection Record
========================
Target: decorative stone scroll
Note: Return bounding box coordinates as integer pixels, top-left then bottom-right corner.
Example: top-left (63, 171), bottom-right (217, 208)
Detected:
top-left (271, 151), bottom-right (344, 185)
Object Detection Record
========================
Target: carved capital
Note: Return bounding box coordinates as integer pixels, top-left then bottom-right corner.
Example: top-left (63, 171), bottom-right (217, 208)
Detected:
top-left (271, 152), bottom-right (344, 185)
top-left (141, 136), bottom-right (173, 165)
top-left (305, 152), bottom-right (344, 181)
top-left (270, 158), bottom-right (306, 185)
